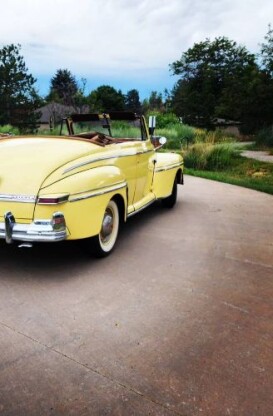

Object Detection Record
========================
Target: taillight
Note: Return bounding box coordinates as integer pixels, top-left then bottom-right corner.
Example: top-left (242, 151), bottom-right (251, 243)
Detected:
top-left (37, 194), bottom-right (69, 205)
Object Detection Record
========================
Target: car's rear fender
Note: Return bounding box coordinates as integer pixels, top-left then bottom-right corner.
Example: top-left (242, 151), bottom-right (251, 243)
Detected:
top-left (34, 166), bottom-right (127, 239)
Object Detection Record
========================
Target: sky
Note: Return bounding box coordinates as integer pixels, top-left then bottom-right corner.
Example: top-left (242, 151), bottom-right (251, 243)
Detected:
top-left (0, 0), bottom-right (272, 99)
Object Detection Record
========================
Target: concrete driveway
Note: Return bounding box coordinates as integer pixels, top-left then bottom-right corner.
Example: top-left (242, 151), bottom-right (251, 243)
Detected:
top-left (0, 176), bottom-right (272, 416)
top-left (241, 150), bottom-right (273, 163)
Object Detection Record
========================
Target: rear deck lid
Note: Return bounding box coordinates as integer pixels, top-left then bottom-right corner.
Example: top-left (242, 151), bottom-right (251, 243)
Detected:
top-left (0, 136), bottom-right (98, 219)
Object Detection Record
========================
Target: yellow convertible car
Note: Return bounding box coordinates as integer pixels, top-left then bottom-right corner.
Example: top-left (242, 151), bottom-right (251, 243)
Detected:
top-left (0, 112), bottom-right (183, 256)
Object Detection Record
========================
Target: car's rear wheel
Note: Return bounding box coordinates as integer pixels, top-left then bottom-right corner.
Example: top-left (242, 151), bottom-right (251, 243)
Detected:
top-left (161, 177), bottom-right (177, 208)
top-left (90, 199), bottom-right (120, 257)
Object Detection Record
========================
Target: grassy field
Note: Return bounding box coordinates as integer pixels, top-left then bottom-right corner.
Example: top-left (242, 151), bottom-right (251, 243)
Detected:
top-left (157, 124), bottom-right (273, 195)
top-left (165, 142), bottom-right (273, 195)
top-left (163, 142), bottom-right (273, 195)
top-left (185, 158), bottom-right (273, 195)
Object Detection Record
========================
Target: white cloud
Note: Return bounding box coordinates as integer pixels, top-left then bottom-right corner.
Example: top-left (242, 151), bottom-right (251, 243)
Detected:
top-left (0, 0), bottom-right (272, 94)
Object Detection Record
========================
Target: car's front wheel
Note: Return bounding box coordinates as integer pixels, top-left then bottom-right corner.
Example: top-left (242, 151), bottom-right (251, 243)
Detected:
top-left (90, 199), bottom-right (120, 257)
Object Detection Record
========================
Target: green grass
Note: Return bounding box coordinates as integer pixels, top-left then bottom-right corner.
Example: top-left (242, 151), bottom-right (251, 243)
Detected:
top-left (179, 139), bottom-right (273, 194)
top-left (185, 157), bottom-right (273, 195)
top-left (183, 142), bottom-right (239, 171)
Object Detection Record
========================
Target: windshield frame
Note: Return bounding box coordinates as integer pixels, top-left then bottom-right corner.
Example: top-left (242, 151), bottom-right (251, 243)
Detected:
top-left (61, 112), bottom-right (148, 141)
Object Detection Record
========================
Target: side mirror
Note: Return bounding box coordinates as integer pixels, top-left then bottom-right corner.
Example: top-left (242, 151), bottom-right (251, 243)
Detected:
top-left (149, 116), bottom-right (156, 135)
top-left (151, 136), bottom-right (167, 150)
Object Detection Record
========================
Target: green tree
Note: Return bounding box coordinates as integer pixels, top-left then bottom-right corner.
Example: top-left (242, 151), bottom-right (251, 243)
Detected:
top-left (141, 91), bottom-right (164, 114)
top-left (88, 85), bottom-right (125, 111)
top-left (141, 98), bottom-right (150, 114)
top-left (148, 91), bottom-right (164, 111)
top-left (218, 67), bottom-right (273, 132)
top-left (125, 89), bottom-right (141, 112)
top-left (48, 69), bottom-right (78, 106)
top-left (0, 44), bottom-right (40, 131)
top-left (170, 37), bottom-right (257, 127)
top-left (260, 24), bottom-right (273, 75)
top-left (73, 78), bottom-right (89, 111)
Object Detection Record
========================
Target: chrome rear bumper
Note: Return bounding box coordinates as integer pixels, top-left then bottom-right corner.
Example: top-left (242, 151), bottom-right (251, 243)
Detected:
top-left (0, 211), bottom-right (68, 243)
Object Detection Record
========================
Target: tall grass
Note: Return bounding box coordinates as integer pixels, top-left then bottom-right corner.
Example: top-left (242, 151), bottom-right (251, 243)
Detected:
top-left (194, 128), bottom-right (236, 144)
top-left (157, 125), bottom-right (236, 150)
top-left (183, 143), bottom-right (238, 171)
top-left (39, 127), bottom-right (62, 136)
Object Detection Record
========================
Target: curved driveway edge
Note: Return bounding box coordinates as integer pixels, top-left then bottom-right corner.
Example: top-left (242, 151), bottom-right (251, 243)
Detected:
top-left (241, 150), bottom-right (273, 163)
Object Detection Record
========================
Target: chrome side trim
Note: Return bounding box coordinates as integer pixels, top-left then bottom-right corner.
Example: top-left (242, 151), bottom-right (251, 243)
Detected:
top-left (127, 199), bottom-right (156, 218)
top-left (137, 149), bottom-right (154, 155)
top-left (63, 149), bottom-right (154, 174)
top-left (0, 194), bottom-right (36, 203)
top-left (155, 162), bottom-right (184, 173)
top-left (63, 152), bottom-right (136, 174)
top-left (69, 182), bottom-right (127, 202)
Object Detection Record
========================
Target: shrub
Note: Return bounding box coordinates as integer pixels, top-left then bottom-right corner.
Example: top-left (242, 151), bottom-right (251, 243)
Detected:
top-left (193, 128), bottom-right (207, 143)
top-left (147, 114), bottom-right (236, 149)
top-left (183, 143), bottom-right (209, 169)
top-left (0, 124), bottom-right (20, 135)
top-left (206, 144), bottom-right (237, 170)
top-left (157, 124), bottom-right (196, 149)
top-left (184, 143), bottom-right (237, 171)
top-left (155, 112), bottom-right (180, 128)
top-left (255, 128), bottom-right (273, 148)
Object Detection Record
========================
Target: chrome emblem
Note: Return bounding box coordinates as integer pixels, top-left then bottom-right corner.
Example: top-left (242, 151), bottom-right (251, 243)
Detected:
top-left (0, 194), bottom-right (36, 203)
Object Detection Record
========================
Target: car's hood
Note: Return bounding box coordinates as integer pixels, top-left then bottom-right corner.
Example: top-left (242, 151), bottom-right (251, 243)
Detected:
top-left (0, 137), bottom-right (100, 196)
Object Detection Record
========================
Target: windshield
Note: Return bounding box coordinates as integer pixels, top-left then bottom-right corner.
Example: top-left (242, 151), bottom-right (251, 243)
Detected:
top-left (72, 120), bottom-right (142, 140)
top-left (62, 112), bottom-right (148, 141)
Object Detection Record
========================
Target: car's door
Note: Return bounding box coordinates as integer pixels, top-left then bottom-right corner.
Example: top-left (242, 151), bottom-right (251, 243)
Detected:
top-left (133, 140), bottom-right (155, 205)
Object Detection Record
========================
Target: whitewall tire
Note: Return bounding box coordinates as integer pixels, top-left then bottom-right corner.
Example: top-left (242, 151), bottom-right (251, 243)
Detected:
top-left (91, 199), bottom-right (120, 257)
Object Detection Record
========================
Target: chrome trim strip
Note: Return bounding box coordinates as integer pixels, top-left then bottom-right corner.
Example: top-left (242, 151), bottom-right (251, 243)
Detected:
top-left (127, 198), bottom-right (155, 218)
top-left (69, 182), bottom-right (127, 202)
top-left (63, 149), bottom-right (154, 174)
top-left (63, 152), bottom-right (136, 174)
top-left (155, 162), bottom-right (183, 173)
top-left (0, 194), bottom-right (36, 203)
top-left (71, 181), bottom-right (125, 197)
top-left (137, 149), bottom-right (154, 155)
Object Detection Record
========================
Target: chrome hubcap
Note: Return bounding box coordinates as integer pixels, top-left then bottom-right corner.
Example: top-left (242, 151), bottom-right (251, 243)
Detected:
top-left (100, 209), bottom-right (114, 243)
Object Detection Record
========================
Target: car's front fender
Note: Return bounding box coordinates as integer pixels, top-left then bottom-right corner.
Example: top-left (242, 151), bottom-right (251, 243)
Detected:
top-left (153, 152), bottom-right (184, 198)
